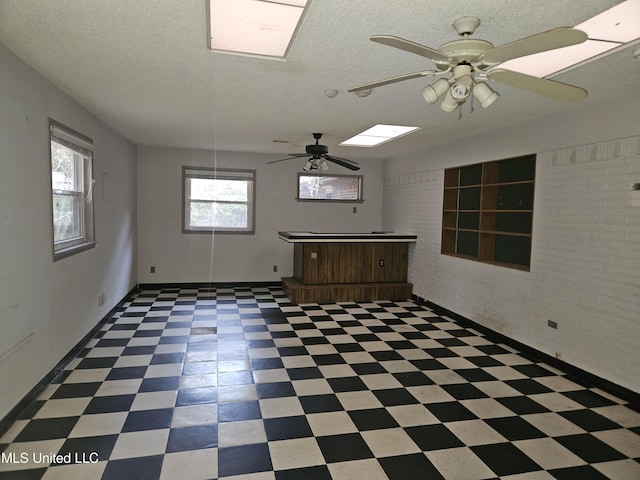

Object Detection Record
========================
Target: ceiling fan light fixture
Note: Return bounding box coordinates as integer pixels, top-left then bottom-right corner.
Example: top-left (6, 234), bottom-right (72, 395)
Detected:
top-left (450, 74), bottom-right (473, 100)
top-left (422, 78), bottom-right (451, 104)
top-left (440, 89), bottom-right (461, 112)
top-left (353, 11), bottom-right (598, 114)
top-left (303, 159), bottom-right (319, 172)
top-left (472, 82), bottom-right (499, 108)
top-left (268, 133), bottom-right (360, 171)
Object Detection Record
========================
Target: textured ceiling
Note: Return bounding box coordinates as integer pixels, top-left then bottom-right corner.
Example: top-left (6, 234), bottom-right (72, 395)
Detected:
top-left (0, 0), bottom-right (638, 161)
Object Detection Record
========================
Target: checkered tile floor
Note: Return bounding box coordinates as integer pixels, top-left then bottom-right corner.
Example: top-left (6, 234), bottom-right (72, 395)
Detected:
top-left (1, 286), bottom-right (639, 479)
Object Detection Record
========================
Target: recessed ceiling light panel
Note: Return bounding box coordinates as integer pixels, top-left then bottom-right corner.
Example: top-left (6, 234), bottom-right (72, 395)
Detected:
top-left (498, 0), bottom-right (640, 78)
top-left (208, 0), bottom-right (309, 58)
top-left (578, 0), bottom-right (640, 43)
top-left (497, 40), bottom-right (619, 78)
top-left (341, 124), bottom-right (421, 147)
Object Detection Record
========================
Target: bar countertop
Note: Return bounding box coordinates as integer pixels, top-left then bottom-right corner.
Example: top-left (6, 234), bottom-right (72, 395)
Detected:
top-left (278, 231), bottom-right (417, 243)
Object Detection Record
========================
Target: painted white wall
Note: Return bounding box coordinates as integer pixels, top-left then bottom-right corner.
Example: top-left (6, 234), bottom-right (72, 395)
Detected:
top-left (382, 93), bottom-right (640, 394)
top-left (0, 43), bottom-right (137, 419)
top-left (137, 146), bottom-right (383, 283)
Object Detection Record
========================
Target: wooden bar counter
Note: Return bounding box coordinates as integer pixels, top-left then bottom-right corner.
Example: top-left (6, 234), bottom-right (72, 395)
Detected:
top-left (278, 231), bottom-right (416, 304)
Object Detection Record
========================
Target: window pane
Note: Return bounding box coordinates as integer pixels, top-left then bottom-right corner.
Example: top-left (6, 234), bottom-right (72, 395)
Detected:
top-left (53, 194), bottom-right (82, 242)
top-left (457, 187), bottom-right (481, 210)
top-left (495, 212), bottom-right (533, 234)
top-left (190, 202), bottom-right (248, 229)
top-left (459, 164), bottom-right (482, 186)
top-left (497, 183), bottom-right (534, 210)
top-left (495, 235), bottom-right (531, 267)
top-left (50, 121), bottom-right (95, 259)
top-left (298, 175), bottom-right (361, 200)
top-left (498, 156), bottom-right (535, 183)
top-left (183, 167), bottom-right (255, 233)
top-left (457, 212), bottom-right (479, 230)
top-left (190, 178), bottom-right (248, 201)
top-left (51, 142), bottom-right (79, 192)
top-left (456, 231), bottom-right (478, 257)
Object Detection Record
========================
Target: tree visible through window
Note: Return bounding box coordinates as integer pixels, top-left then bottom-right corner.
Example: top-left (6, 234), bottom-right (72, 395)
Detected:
top-left (297, 173), bottom-right (363, 202)
top-left (183, 167), bottom-right (255, 233)
top-left (50, 120), bottom-right (95, 260)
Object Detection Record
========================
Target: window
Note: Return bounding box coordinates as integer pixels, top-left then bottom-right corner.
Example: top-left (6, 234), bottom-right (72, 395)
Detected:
top-left (183, 167), bottom-right (255, 234)
top-left (442, 154), bottom-right (536, 270)
top-left (297, 173), bottom-right (363, 202)
top-left (50, 120), bottom-right (95, 260)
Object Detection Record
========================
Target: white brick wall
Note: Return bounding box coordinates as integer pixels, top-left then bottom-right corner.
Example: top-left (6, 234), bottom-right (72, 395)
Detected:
top-left (382, 135), bottom-right (640, 394)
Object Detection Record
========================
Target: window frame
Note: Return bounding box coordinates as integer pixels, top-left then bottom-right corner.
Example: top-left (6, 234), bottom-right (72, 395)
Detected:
top-left (296, 172), bottom-right (364, 203)
top-left (441, 154), bottom-right (536, 271)
top-left (182, 166), bottom-right (256, 234)
top-left (49, 119), bottom-right (96, 261)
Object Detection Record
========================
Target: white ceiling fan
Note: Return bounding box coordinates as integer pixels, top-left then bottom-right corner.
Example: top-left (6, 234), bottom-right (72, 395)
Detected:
top-left (348, 17), bottom-right (589, 115)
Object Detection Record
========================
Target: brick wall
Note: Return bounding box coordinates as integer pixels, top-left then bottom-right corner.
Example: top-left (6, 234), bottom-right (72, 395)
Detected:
top-left (382, 135), bottom-right (640, 394)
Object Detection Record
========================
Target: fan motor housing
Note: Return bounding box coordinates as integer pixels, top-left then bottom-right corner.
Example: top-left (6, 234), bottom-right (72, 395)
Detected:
top-left (306, 144), bottom-right (329, 155)
top-left (438, 39), bottom-right (494, 64)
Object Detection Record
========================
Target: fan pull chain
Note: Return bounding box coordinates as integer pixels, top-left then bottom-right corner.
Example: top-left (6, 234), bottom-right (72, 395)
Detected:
top-left (469, 73), bottom-right (476, 114)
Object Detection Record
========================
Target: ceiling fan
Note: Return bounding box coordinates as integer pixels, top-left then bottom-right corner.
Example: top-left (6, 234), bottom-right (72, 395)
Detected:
top-left (348, 17), bottom-right (589, 115)
top-left (267, 133), bottom-right (360, 171)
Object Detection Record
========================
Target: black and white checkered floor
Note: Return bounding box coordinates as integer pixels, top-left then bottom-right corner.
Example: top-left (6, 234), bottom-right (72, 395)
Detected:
top-left (1, 286), bottom-right (639, 479)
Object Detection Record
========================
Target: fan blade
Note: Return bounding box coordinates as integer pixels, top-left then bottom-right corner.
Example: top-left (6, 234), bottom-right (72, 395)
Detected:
top-left (325, 154), bottom-right (359, 166)
top-left (370, 35), bottom-right (452, 65)
top-left (489, 69), bottom-right (587, 102)
top-left (266, 154), bottom-right (306, 165)
top-left (323, 155), bottom-right (360, 171)
top-left (481, 27), bottom-right (587, 65)
top-left (348, 70), bottom-right (439, 92)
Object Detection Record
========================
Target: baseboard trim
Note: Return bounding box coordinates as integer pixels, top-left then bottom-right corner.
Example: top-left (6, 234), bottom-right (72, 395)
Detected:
top-left (0, 285), bottom-right (138, 437)
top-left (137, 281), bottom-right (283, 290)
top-left (412, 294), bottom-right (640, 407)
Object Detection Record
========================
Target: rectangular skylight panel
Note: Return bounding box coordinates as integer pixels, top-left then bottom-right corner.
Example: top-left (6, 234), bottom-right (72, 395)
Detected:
top-left (340, 135), bottom-right (387, 147)
top-left (208, 0), bottom-right (308, 58)
top-left (341, 124), bottom-right (421, 147)
top-left (497, 40), bottom-right (619, 78)
top-left (577, 0), bottom-right (640, 43)
top-left (359, 124), bottom-right (420, 138)
top-left (496, 0), bottom-right (640, 78)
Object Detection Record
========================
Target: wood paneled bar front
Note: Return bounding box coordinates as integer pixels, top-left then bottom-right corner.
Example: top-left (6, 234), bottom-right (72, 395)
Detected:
top-left (278, 232), bottom-right (417, 304)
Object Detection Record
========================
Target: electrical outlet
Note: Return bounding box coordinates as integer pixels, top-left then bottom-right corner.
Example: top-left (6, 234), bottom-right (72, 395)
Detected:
top-left (273, 265), bottom-right (278, 272)
top-left (98, 293), bottom-right (105, 307)
top-left (311, 252), bottom-right (317, 259)
top-left (150, 266), bottom-right (156, 274)
top-left (379, 259), bottom-right (384, 267)
top-left (352, 206), bottom-right (357, 213)
top-left (547, 319), bottom-right (558, 329)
